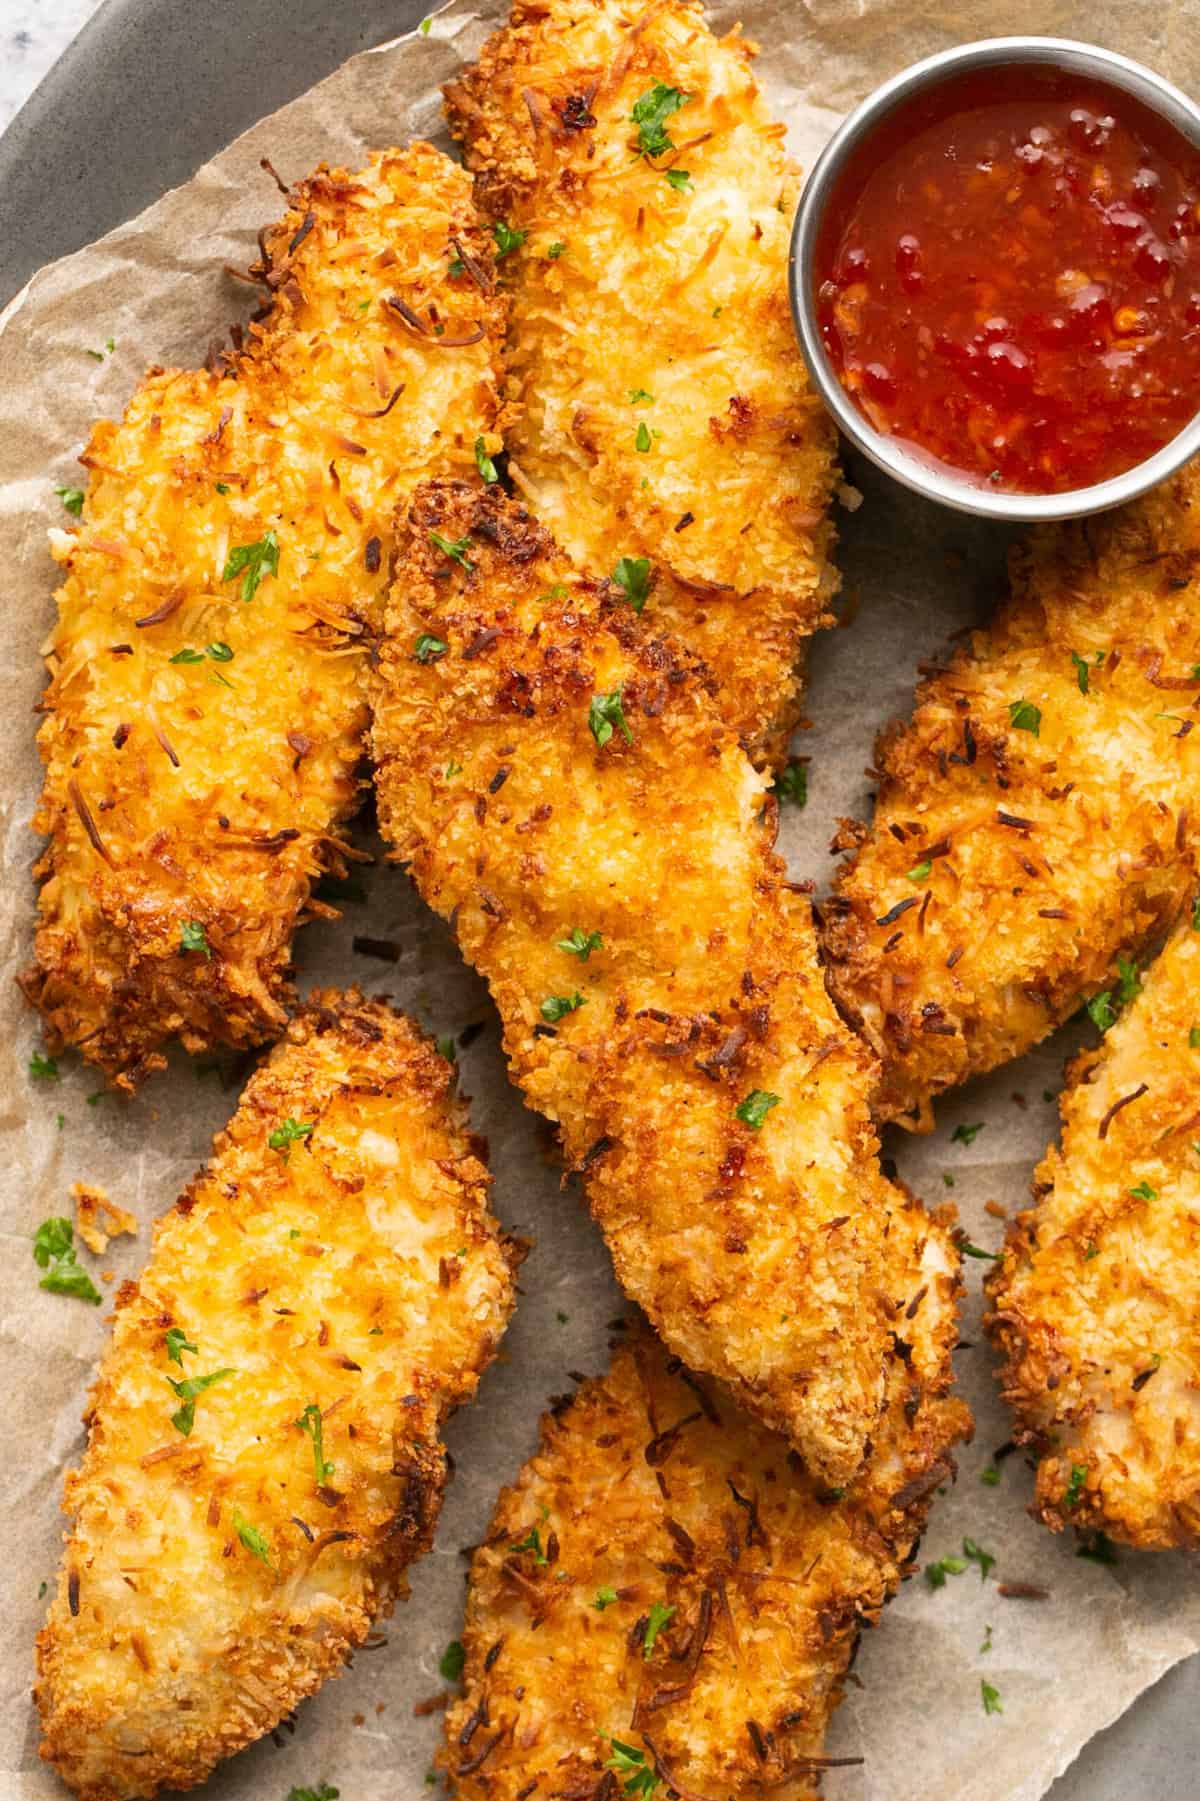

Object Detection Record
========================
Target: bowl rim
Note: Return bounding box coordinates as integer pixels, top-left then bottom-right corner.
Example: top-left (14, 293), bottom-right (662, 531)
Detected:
top-left (787, 35), bottom-right (1200, 523)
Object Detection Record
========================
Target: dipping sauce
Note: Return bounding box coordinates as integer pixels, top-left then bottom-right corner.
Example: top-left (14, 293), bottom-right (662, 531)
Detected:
top-left (815, 65), bottom-right (1200, 494)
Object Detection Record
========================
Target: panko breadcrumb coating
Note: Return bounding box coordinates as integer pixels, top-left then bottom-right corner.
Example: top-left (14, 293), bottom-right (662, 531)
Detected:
top-left (36, 991), bottom-right (520, 1801)
top-left (822, 467), bottom-right (1200, 1128)
top-left (441, 1206), bottom-right (966, 1800)
top-left (445, 0), bottom-right (839, 768)
top-left (371, 477), bottom-right (956, 1489)
top-left (988, 917), bottom-right (1200, 1549)
top-left (23, 145), bottom-right (505, 1088)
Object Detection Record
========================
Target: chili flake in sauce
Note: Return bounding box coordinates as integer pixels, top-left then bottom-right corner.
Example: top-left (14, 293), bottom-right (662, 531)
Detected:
top-left (815, 66), bottom-right (1200, 493)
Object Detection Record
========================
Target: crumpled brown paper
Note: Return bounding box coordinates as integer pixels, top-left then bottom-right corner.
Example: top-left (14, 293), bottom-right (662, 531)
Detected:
top-left (2, 1), bottom-right (1198, 1796)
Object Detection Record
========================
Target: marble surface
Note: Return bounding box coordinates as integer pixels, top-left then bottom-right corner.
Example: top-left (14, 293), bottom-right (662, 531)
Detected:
top-left (0, 0), bottom-right (105, 132)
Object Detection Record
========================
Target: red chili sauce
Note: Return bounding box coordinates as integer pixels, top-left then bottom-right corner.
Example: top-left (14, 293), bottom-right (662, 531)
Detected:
top-left (815, 66), bottom-right (1200, 493)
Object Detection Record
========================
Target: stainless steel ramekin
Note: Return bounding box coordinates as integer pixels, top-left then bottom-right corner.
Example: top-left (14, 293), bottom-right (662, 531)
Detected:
top-left (788, 37), bottom-right (1200, 522)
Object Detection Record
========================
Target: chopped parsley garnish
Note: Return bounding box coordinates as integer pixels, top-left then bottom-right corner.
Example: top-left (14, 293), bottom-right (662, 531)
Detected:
top-left (635, 422), bottom-right (652, 453)
top-left (172, 643), bottom-right (233, 673)
top-left (629, 388), bottom-right (654, 405)
top-left (1071, 649), bottom-right (1104, 694)
top-left (269, 1117), bottom-right (314, 1160)
top-left (1083, 1242), bottom-right (1100, 1260)
top-left (1116, 955), bottom-right (1142, 1006)
top-left (547, 241), bottom-right (567, 259)
top-left (1007, 698), bottom-right (1041, 736)
top-left (32, 1217), bottom-right (101, 1305)
top-left (295, 1402), bottom-right (335, 1485)
top-left (594, 1585), bottom-right (619, 1610)
top-left (1129, 1180), bottom-right (1158, 1202)
top-left (631, 82), bottom-right (689, 160)
top-left (508, 1524), bottom-right (548, 1564)
top-left (925, 1553), bottom-right (968, 1589)
top-left (606, 1739), bottom-right (659, 1796)
top-left (429, 530), bottom-right (475, 572)
top-left (29, 1052), bottom-right (60, 1081)
top-left (1193, 891), bottom-right (1200, 931)
top-left (474, 436), bottom-right (499, 484)
top-left (540, 992), bottom-right (586, 1023)
top-left (943, 1172), bottom-right (956, 1188)
top-left (491, 220), bottom-right (526, 259)
top-left (437, 1035), bottom-right (458, 1063)
top-left (288, 1786), bottom-right (339, 1801)
top-left (906, 859), bottom-right (933, 882)
top-left (1190, 1027), bottom-right (1200, 1049)
top-left (207, 641), bottom-right (234, 661)
top-left (962, 1536), bottom-right (996, 1581)
top-left (612, 555), bottom-right (651, 612)
top-left (981, 1466), bottom-right (1001, 1486)
top-left (981, 1679), bottom-right (1003, 1716)
top-left (168, 1365), bottom-right (235, 1436)
top-left (952, 1122), bottom-right (984, 1146)
top-left (1062, 1463), bottom-right (1088, 1512)
top-left (418, 13), bottom-right (432, 29)
top-left (54, 484), bottom-right (84, 516)
top-left (414, 633), bottom-right (448, 663)
top-left (1087, 955), bottom-right (1141, 1033)
top-left (180, 920), bottom-right (212, 960)
top-left (215, 481), bottom-right (230, 494)
top-left (772, 760), bottom-right (808, 807)
top-left (961, 1240), bottom-right (1002, 1261)
top-left (1086, 989), bottom-right (1117, 1033)
top-left (439, 1639), bottom-right (466, 1681)
top-left (665, 168), bottom-right (692, 191)
top-left (557, 927), bottom-right (602, 960)
top-left (232, 1509), bottom-right (272, 1565)
top-left (735, 1090), bottom-right (780, 1131)
top-left (164, 1327), bottom-right (198, 1365)
top-left (222, 530), bottom-right (279, 602)
top-left (980, 1623), bottom-right (994, 1654)
top-left (642, 1600), bottom-right (676, 1658)
top-left (588, 688), bottom-right (632, 749)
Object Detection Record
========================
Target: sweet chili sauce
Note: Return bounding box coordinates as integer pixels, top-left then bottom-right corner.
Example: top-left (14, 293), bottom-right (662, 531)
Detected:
top-left (815, 65), bottom-right (1200, 494)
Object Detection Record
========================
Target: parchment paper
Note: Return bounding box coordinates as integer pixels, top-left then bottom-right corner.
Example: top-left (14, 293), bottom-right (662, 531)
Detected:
top-left (1, 1), bottom-right (1198, 1796)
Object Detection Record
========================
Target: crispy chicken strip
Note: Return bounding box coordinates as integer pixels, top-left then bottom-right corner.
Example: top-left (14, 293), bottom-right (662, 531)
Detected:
top-left (22, 145), bottom-right (504, 1088)
top-left (372, 477), bottom-right (953, 1487)
top-left (445, 0), bottom-right (839, 768)
top-left (822, 466), bottom-right (1200, 1128)
top-left (36, 992), bottom-right (520, 1801)
top-left (988, 917), bottom-right (1200, 1548)
top-left (441, 1204), bottom-right (966, 1799)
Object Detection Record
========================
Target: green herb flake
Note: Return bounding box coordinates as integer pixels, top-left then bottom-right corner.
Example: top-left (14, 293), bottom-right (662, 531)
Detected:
top-left (164, 1327), bottom-right (198, 1365)
top-left (269, 1117), bottom-right (315, 1160)
top-left (665, 168), bottom-right (692, 190)
top-left (612, 555), bottom-right (651, 613)
top-left (606, 1738), bottom-right (659, 1796)
top-left (981, 1465), bottom-right (1001, 1485)
top-left (961, 1240), bottom-right (1002, 1261)
top-left (629, 388), bottom-right (654, 404)
top-left (215, 482), bottom-right (231, 494)
top-left (168, 1366), bottom-right (235, 1436)
top-left (925, 1554), bottom-right (968, 1589)
top-left (943, 1172), bottom-right (956, 1189)
top-left (1116, 955), bottom-right (1142, 1006)
top-left (772, 760), bottom-right (808, 807)
top-left (180, 920), bottom-right (212, 960)
top-left (1192, 892), bottom-right (1200, 931)
top-left (221, 530), bottom-right (279, 602)
top-left (32, 1217), bottom-right (101, 1305)
top-left (1190, 1027), bottom-right (1200, 1049)
top-left (980, 1623), bottom-right (994, 1654)
top-left (735, 1090), bottom-right (781, 1131)
top-left (295, 1401), bottom-right (335, 1485)
top-left (1071, 649), bottom-right (1104, 694)
top-left (439, 1639), bottom-right (466, 1681)
top-left (557, 927), bottom-right (602, 960)
top-left (414, 633), bottom-right (448, 663)
top-left (170, 647), bottom-right (205, 664)
top-left (540, 992), bottom-right (586, 1024)
top-left (631, 82), bottom-right (689, 160)
top-left (288, 1786), bottom-right (339, 1801)
top-left (1007, 698), bottom-right (1041, 736)
top-left (962, 1536), bottom-right (996, 1581)
top-left (952, 1122), bottom-right (984, 1146)
top-left (642, 1599), bottom-right (676, 1658)
top-left (1086, 989), bottom-right (1117, 1034)
top-left (437, 1036), bottom-right (458, 1063)
top-left (1062, 1463), bottom-right (1088, 1512)
top-left (232, 1509), bottom-right (272, 1565)
top-left (981, 1679), bottom-right (1003, 1716)
top-left (429, 529), bottom-right (475, 572)
top-left (588, 688), bottom-right (632, 749)
top-left (29, 1052), bottom-right (60, 1082)
top-left (546, 241), bottom-right (567, 259)
top-left (906, 859), bottom-right (933, 882)
top-left (635, 421), bottom-right (652, 453)
top-left (508, 1524), bottom-right (548, 1565)
top-left (418, 13), bottom-right (432, 29)
top-left (594, 1585), bottom-right (619, 1610)
top-left (1129, 1180), bottom-right (1158, 1202)
top-left (54, 484), bottom-right (84, 517)
top-left (474, 437), bottom-right (499, 484)
top-left (491, 220), bottom-right (526, 259)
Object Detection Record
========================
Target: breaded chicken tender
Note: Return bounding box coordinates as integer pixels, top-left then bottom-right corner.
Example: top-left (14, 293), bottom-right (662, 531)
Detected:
top-left (441, 1205), bottom-right (966, 1799)
top-left (371, 477), bottom-right (953, 1487)
top-left (822, 466), bottom-right (1200, 1127)
top-left (36, 992), bottom-right (519, 1800)
top-left (988, 917), bottom-right (1200, 1549)
top-left (445, 0), bottom-right (839, 767)
top-left (23, 146), bottom-right (504, 1088)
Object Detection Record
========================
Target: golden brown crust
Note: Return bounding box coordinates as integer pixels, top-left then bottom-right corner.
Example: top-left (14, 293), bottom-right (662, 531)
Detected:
top-left (370, 477), bottom-right (959, 1488)
top-left (35, 991), bottom-right (520, 1800)
top-left (445, 0), bottom-right (839, 767)
top-left (441, 1208), bottom-right (967, 1799)
top-left (987, 918), bottom-right (1200, 1549)
top-left (822, 465), bottom-right (1200, 1128)
top-left (23, 145), bottom-right (505, 1088)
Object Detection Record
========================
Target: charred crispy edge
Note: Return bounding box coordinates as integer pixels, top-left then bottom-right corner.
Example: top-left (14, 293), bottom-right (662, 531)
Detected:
top-left (22, 147), bottom-right (500, 1089)
top-left (35, 986), bottom-right (523, 1801)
